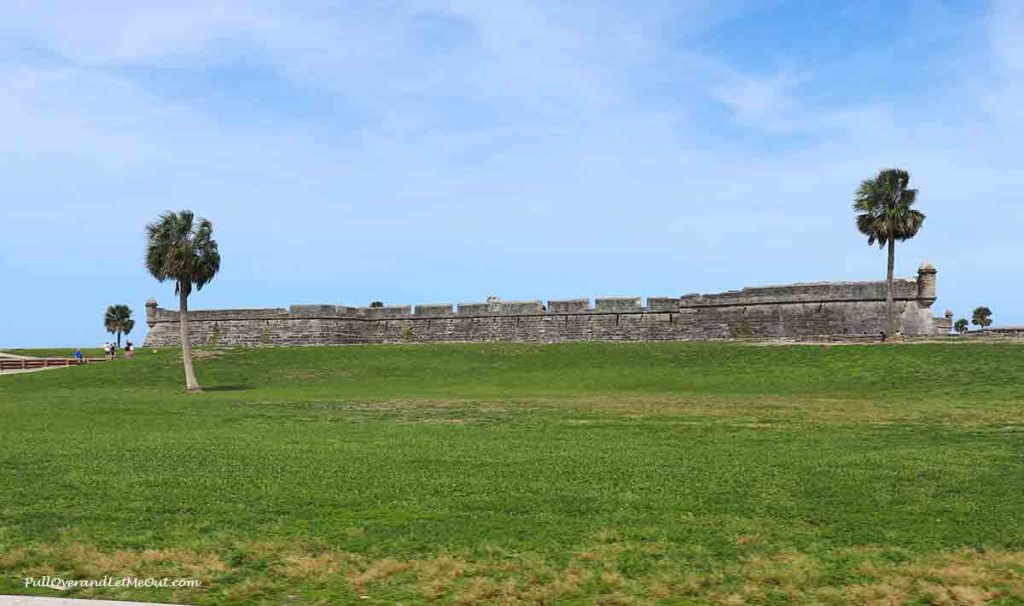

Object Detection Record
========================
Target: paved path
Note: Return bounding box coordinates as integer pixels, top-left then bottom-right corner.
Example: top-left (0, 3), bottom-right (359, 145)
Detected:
top-left (0, 352), bottom-right (64, 376)
top-left (0, 353), bottom-right (63, 375)
top-left (0, 598), bottom-right (189, 606)
top-left (0, 352), bottom-right (88, 376)
top-left (0, 367), bottom-right (65, 375)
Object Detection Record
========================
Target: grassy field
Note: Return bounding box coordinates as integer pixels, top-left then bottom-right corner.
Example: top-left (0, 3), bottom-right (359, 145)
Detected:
top-left (0, 342), bottom-right (1022, 605)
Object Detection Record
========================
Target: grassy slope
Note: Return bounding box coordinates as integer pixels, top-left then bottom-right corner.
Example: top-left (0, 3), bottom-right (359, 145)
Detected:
top-left (0, 342), bottom-right (1022, 605)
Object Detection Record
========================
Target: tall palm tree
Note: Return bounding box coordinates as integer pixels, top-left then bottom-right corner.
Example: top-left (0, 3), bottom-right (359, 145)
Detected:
top-left (853, 168), bottom-right (925, 339)
top-left (104, 304), bottom-right (134, 348)
top-left (145, 210), bottom-right (220, 392)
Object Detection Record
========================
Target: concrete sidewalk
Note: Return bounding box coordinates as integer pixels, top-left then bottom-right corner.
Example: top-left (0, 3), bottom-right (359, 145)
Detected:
top-left (0, 597), bottom-right (189, 606)
top-left (0, 352), bottom-right (86, 375)
top-left (0, 366), bottom-right (66, 375)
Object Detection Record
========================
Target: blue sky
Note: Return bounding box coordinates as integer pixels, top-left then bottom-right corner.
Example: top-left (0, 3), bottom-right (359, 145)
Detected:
top-left (1, 0), bottom-right (1021, 347)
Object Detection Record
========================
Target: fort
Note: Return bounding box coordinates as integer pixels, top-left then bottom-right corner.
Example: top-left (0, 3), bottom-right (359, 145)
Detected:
top-left (143, 262), bottom-right (953, 347)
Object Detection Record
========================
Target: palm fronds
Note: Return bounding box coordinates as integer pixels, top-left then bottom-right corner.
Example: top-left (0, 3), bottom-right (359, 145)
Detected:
top-left (145, 210), bottom-right (221, 296)
top-left (853, 168), bottom-right (926, 247)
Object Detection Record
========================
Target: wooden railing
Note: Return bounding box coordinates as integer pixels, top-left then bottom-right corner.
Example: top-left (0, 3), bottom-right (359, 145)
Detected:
top-left (0, 358), bottom-right (106, 372)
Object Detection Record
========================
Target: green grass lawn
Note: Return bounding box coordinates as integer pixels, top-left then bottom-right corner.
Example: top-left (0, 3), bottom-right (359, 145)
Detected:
top-left (1, 342), bottom-right (1022, 605)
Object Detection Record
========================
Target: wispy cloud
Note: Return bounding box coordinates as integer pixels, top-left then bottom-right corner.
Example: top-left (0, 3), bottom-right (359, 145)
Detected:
top-left (984, 0), bottom-right (1024, 127)
top-left (0, 0), bottom-right (1022, 346)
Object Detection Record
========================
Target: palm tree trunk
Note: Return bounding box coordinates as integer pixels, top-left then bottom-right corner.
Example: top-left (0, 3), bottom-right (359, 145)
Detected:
top-left (885, 237), bottom-right (895, 339)
top-left (179, 283), bottom-right (201, 392)
top-left (117, 331), bottom-right (122, 348)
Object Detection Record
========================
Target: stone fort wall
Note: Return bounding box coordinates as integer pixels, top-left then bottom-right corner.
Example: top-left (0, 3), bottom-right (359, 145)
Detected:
top-left (143, 263), bottom-right (951, 347)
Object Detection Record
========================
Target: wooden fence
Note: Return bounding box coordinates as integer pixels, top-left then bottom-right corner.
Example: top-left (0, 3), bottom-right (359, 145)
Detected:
top-left (0, 358), bottom-right (106, 372)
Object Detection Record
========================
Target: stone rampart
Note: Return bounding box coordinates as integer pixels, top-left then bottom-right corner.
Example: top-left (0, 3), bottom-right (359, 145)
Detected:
top-left (143, 263), bottom-right (950, 347)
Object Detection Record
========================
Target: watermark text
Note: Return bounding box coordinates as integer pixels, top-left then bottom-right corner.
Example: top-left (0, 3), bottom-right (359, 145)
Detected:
top-left (24, 576), bottom-right (201, 590)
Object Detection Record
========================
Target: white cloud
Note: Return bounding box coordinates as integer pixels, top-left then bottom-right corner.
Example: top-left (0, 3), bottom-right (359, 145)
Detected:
top-left (1, 0), bottom-right (1023, 346)
top-left (989, 0), bottom-right (1024, 70)
top-left (983, 0), bottom-right (1024, 127)
top-left (0, 0), bottom-right (256, 65)
top-left (710, 69), bottom-right (800, 129)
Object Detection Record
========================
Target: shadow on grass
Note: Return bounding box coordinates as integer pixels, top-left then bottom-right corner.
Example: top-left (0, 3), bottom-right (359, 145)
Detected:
top-left (202, 385), bottom-right (253, 392)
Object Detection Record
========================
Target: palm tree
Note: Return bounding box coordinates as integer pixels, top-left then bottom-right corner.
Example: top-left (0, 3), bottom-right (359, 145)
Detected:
top-left (145, 210), bottom-right (220, 392)
top-left (104, 304), bottom-right (135, 347)
top-left (853, 168), bottom-right (925, 340)
top-left (971, 306), bottom-right (993, 329)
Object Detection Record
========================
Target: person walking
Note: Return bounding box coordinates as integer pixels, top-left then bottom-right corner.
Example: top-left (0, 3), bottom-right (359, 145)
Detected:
top-left (73, 348), bottom-right (84, 363)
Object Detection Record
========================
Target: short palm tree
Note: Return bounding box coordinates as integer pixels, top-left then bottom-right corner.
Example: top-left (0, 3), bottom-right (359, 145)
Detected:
top-left (853, 168), bottom-right (925, 340)
top-left (972, 306), bottom-right (993, 329)
top-left (145, 210), bottom-right (220, 391)
top-left (104, 304), bottom-right (134, 347)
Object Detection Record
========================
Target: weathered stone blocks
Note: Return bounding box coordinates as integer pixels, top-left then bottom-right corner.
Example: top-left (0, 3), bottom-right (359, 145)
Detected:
top-left (143, 264), bottom-right (950, 347)
top-left (547, 299), bottom-right (590, 313)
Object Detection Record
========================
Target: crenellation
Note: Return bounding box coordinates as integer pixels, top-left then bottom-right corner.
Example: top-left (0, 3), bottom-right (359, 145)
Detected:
top-left (363, 305), bottom-right (412, 319)
top-left (289, 304), bottom-right (341, 318)
top-left (646, 297), bottom-right (680, 312)
top-left (143, 263), bottom-right (951, 347)
top-left (547, 299), bottom-right (591, 313)
top-left (595, 297), bottom-right (642, 312)
top-left (179, 308), bottom-right (290, 321)
top-left (457, 303), bottom-right (491, 316)
top-left (496, 301), bottom-right (544, 315)
top-left (414, 304), bottom-right (454, 316)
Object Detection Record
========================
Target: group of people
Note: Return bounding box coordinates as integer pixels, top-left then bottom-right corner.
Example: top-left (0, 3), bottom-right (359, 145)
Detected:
top-left (102, 341), bottom-right (134, 360)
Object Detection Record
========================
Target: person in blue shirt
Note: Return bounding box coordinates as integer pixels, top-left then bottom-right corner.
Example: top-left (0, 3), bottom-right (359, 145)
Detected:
top-left (73, 348), bottom-right (83, 363)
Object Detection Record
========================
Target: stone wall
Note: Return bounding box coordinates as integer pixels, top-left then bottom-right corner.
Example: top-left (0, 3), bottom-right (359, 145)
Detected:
top-left (143, 263), bottom-right (950, 347)
top-left (964, 327), bottom-right (1024, 340)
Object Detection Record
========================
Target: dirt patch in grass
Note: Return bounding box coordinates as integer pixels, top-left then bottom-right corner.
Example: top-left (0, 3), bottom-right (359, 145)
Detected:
top-left (296, 394), bottom-right (1024, 428)
top-left (413, 554), bottom-right (466, 600)
top-left (3, 541), bottom-right (1021, 605)
top-left (278, 552), bottom-right (348, 581)
top-left (3, 543), bottom-right (227, 580)
top-left (348, 557), bottom-right (411, 590)
top-left (839, 547), bottom-right (1024, 606)
top-left (500, 394), bottom-right (1024, 427)
top-left (712, 547), bottom-right (1024, 606)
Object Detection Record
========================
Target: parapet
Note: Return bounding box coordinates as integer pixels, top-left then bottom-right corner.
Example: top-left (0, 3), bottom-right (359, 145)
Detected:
top-left (646, 297), bottom-right (680, 312)
top-left (415, 304), bottom-right (454, 316)
top-left (547, 299), bottom-right (591, 313)
top-left (363, 305), bottom-right (412, 319)
top-left (595, 297), bottom-right (641, 312)
top-left (497, 301), bottom-right (544, 315)
top-left (290, 304), bottom-right (343, 318)
top-left (456, 302), bottom-right (490, 316)
top-left (680, 278), bottom-right (923, 308)
top-left (143, 263), bottom-right (941, 328)
top-left (456, 300), bottom-right (543, 316)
